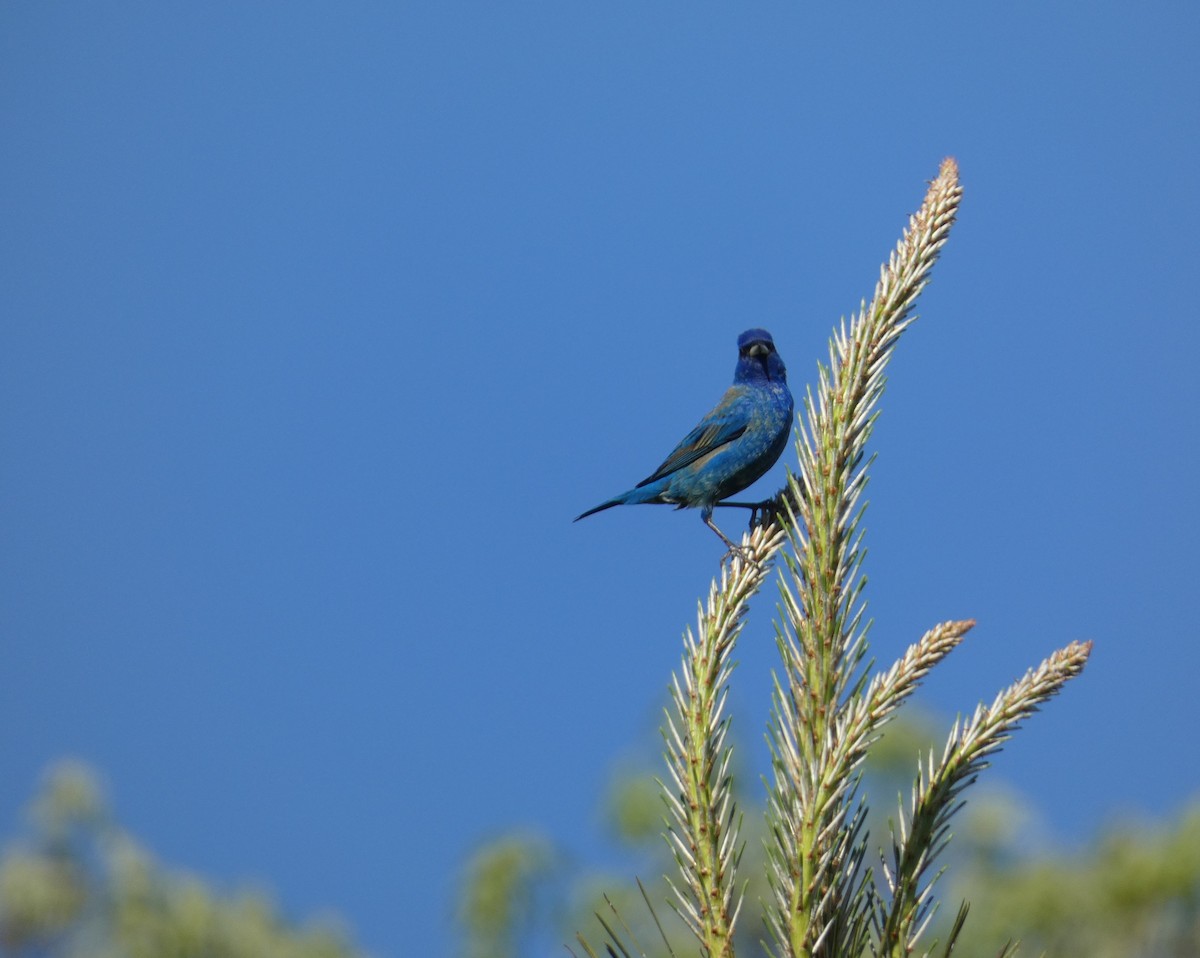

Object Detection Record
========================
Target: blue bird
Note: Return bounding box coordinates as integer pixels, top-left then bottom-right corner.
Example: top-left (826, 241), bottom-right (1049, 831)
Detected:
top-left (575, 328), bottom-right (793, 550)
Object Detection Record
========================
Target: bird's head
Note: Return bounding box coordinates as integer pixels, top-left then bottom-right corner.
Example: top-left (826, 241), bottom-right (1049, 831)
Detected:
top-left (735, 328), bottom-right (787, 384)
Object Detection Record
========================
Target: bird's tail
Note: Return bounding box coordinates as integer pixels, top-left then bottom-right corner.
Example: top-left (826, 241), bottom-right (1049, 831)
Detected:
top-left (574, 484), bottom-right (663, 522)
top-left (574, 499), bottom-right (623, 522)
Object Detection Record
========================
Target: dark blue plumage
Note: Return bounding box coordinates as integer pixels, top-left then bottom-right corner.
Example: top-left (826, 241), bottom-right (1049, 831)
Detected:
top-left (575, 328), bottom-right (793, 549)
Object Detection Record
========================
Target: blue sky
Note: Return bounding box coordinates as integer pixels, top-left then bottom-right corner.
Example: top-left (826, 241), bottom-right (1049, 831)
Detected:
top-left (2, 4), bottom-right (1197, 956)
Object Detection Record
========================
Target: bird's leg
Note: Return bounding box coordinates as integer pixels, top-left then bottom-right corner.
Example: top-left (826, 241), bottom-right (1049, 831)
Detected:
top-left (701, 506), bottom-right (758, 564)
top-left (703, 512), bottom-right (739, 550)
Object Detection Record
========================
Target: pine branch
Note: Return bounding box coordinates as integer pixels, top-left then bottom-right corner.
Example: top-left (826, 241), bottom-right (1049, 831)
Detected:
top-left (766, 159), bottom-right (964, 958)
top-left (661, 523), bottom-right (787, 957)
top-left (860, 620), bottom-right (976, 739)
top-left (874, 640), bottom-right (1093, 956)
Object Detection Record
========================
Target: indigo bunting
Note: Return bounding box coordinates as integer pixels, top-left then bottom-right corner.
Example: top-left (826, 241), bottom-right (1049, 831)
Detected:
top-left (575, 328), bottom-right (793, 550)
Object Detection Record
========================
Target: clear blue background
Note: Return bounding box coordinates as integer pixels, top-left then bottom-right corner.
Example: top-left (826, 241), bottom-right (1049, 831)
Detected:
top-left (2, 4), bottom-right (1196, 956)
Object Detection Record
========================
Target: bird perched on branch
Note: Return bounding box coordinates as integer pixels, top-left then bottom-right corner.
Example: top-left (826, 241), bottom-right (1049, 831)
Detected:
top-left (575, 328), bottom-right (793, 551)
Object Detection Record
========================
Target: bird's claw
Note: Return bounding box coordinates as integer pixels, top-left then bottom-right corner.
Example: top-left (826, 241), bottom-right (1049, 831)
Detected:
top-left (748, 499), bottom-right (781, 530)
top-left (723, 542), bottom-right (764, 570)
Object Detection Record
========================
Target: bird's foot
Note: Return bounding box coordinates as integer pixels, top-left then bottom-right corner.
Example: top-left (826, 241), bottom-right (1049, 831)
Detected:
top-left (722, 543), bottom-right (763, 569)
top-left (704, 511), bottom-right (765, 568)
top-left (747, 499), bottom-right (783, 530)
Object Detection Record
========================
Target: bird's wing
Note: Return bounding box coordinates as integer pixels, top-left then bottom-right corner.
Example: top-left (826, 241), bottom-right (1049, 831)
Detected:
top-left (636, 389), bottom-right (749, 487)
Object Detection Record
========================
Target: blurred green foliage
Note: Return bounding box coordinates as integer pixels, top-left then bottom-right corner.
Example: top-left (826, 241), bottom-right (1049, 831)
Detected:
top-left (0, 761), bottom-right (362, 958)
top-left (5, 747), bottom-right (1195, 958)
top-left (455, 715), bottom-right (1200, 958)
top-left (950, 801), bottom-right (1200, 957)
top-left (455, 831), bottom-right (555, 958)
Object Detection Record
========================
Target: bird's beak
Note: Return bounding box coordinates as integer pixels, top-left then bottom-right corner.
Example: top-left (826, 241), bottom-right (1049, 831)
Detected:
top-left (747, 342), bottom-right (769, 357)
